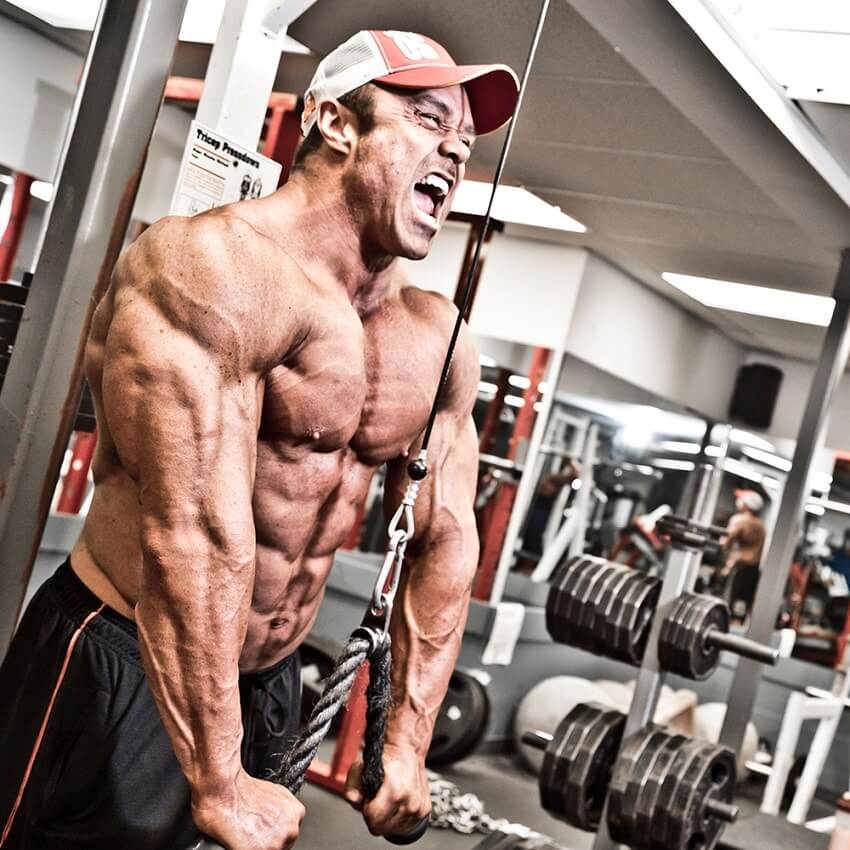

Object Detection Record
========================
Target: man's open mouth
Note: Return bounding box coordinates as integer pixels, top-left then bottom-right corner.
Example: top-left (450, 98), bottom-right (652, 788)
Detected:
top-left (413, 173), bottom-right (452, 223)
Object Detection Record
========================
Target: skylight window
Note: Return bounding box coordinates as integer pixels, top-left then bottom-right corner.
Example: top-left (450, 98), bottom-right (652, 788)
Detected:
top-left (7, 1), bottom-right (310, 51)
top-left (711, 0), bottom-right (850, 105)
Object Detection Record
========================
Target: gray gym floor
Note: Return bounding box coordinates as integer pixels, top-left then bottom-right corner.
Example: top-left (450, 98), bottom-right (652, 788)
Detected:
top-left (296, 752), bottom-right (830, 850)
top-left (298, 752), bottom-right (592, 850)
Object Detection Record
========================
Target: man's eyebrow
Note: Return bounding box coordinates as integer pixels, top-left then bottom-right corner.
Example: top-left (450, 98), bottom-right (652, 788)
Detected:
top-left (412, 93), bottom-right (450, 116)
top-left (413, 92), bottom-right (477, 138)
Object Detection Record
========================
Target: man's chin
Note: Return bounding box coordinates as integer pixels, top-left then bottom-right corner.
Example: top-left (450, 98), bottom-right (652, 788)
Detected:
top-left (397, 232), bottom-right (435, 261)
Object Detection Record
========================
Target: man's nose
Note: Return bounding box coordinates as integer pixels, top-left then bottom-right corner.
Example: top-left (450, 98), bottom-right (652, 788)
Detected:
top-left (439, 134), bottom-right (472, 166)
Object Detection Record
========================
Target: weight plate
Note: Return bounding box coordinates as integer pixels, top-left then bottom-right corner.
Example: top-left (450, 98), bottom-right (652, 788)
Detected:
top-left (595, 567), bottom-right (636, 649)
top-left (665, 742), bottom-right (735, 850)
top-left (602, 571), bottom-right (645, 661)
top-left (624, 576), bottom-right (662, 664)
top-left (610, 573), bottom-right (659, 665)
top-left (650, 737), bottom-right (705, 850)
top-left (540, 704), bottom-right (597, 816)
top-left (687, 596), bottom-right (728, 680)
top-left (564, 707), bottom-right (626, 830)
top-left (426, 670), bottom-right (489, 766)
top-left (660, 594), bottom-right (703, 678)
top-left (608, 727), bottom-right (659, 844)
top-left (539, 702), bottom-right (625, 831)
top-left (583, 564), bottom-right (628, 652)
top-left (574, 563), bottom-right (619, 652)
top-left (631, 732), bottom-right (687, 850)
top-left (546, 558), bottom-right (595, 645)
top-left (565, 561), bottom-right (602, 641)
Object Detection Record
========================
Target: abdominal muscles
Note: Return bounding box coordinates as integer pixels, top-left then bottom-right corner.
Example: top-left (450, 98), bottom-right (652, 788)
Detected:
top-left (243, 443), bottom-right (376, 670)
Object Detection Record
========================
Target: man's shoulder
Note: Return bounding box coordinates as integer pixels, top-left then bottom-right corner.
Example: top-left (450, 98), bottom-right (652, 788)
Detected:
top-left (400, 283), bottom-right (459, 332)
top-left (131, 211), bottom-right (277, 276)
top-left (399, 282), bottom-right (479, 409)
top-left (116, 213), bottom-right (307, 365)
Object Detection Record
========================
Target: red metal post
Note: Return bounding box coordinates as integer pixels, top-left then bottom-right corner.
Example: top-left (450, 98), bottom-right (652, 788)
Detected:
top-left (305, 663), bottom-right (369, 794)
top-left (472, 347), bottom-right (551, 599)
top-left (452, 216), bottom-right (499, 319)
top-left (56, 431), bottom-right (97, 514)
top-left (0, 174), bottom-right (34, 282)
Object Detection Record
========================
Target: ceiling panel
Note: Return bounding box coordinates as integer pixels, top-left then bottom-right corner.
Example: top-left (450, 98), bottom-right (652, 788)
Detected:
top-left (539, 195), bottom-right (827, 264)
top-left (514, 76), bottom-right (724, 158)
top-left (520, 146), bottom-right (788, 218)
top-left (5, 0), bottom-right (848, 367)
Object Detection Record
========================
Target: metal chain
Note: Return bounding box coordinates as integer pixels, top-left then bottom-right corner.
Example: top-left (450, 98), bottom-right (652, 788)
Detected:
top-left (427, 771), bottom-right (561, 844)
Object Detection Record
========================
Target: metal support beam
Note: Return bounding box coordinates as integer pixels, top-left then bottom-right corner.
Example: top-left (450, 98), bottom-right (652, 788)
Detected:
top-left (195, 0), bottom-right (316, 150)
top-left (0, 0), bottom-right (189, 659)
top-left (720, 250), bottom-right (850, 754)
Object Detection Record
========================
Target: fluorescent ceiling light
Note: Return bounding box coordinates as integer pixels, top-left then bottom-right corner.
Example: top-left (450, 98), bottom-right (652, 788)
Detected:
top-left (478, 381), bottom-right (498, 395)
top-left (505, 395), bottom-right (525, 408)
top-left (722, 457), bottom-right (765, 483)
top-left (663, 272), bottom-right (834, 326)
top-left (479, 355), bottom-right (497, 368)
top-left (729, 428), bottom-right (775, 453)
top-left (7, 1), bottom-right (310, 51)
top-left (806, 503), bottom-right (826, 516)
top-left (741, 446), bottom-right (792, 472)
top-left (451, 181), bottom-right (586, 233)
top-left (656, 440), bottom-right (702, 455)
top-left (653, 459), bottom-right (697, 472)
top-left (509, 375), bottom-right (531, 390)
top-left (30, 180), bottom-right (53, 202)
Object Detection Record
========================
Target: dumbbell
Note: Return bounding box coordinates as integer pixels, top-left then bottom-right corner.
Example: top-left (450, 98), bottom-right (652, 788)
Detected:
top-left (657, 593), bottom-right (779, 680)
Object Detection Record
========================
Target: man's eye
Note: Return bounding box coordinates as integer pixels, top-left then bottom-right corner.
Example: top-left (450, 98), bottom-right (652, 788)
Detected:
top-left (419, 112), bottom-right (442, 129)
top-left (460, 136), bottom-right (473, 150)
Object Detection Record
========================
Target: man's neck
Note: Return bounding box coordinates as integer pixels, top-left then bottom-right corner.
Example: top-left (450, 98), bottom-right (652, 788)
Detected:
top-left (261, 172), bottom-right (401, 311)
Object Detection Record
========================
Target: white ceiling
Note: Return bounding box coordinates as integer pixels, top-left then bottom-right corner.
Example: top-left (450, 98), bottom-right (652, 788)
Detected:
top-left (289, 0), bottom-right (848, 363)
top-left (5, 0), bottom-right (849, 363)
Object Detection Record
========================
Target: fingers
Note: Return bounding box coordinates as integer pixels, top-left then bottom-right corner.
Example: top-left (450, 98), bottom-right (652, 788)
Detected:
top-left (344, 761), bottom-right (365, 811)
top-left (362, 792), bottom-right (431, 837)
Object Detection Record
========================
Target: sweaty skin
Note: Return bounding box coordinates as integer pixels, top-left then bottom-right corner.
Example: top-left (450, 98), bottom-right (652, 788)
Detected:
top-left (70, 83), bottom-right (481, 850)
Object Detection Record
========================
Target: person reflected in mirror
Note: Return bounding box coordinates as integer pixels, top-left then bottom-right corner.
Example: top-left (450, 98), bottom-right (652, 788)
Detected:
top-left (710, 488), bottom-right (766, 618)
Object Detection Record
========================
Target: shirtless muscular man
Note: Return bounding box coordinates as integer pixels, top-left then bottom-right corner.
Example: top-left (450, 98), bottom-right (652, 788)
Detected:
top-left (0, 30), bottom-right (518, 850)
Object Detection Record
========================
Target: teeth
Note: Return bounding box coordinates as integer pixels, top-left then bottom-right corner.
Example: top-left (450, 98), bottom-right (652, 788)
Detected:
top-left (421, 174), bottom-right (450, 197)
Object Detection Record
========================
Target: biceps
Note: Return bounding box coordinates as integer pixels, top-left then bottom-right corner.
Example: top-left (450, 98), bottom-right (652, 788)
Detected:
top-left (412, 415), bottom-right (478, 544)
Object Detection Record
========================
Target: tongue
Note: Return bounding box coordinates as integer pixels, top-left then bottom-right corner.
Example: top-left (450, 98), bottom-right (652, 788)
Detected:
top-left (414, 188), bottom-right (436, 217)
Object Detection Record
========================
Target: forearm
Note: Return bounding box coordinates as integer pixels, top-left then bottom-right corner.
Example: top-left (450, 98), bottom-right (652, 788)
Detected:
top-left (384, 527), bottom-right (479, 757)
top-left (135, 522), bottom-right (254, 802)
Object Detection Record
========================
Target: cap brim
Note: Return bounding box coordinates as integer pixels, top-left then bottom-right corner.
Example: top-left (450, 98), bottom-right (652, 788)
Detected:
top-left (373, 63), bottom-right (519, 135)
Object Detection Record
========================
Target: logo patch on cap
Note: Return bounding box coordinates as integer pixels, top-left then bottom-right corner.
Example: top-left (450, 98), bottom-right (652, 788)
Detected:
top-left (383, 30), bottom-right (439, 61)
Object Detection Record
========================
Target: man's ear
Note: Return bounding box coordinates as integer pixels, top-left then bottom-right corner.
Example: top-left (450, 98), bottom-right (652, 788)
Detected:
top-left (316, 100), bottom-right (358, 157)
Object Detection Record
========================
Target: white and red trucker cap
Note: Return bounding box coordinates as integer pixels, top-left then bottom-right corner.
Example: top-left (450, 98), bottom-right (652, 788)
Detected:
top-left (301, 30), bottom-right (519, 137)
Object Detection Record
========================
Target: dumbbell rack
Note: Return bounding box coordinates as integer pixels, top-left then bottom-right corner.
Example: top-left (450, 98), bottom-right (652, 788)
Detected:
top-left (591, 463), bottom-right (738, 850)
top-left (593, 464), bottom-right (772, 850)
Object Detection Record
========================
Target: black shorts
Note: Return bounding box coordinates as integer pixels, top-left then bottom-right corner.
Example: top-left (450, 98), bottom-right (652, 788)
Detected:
top-left (0, 559), bottom-right (301, 850)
